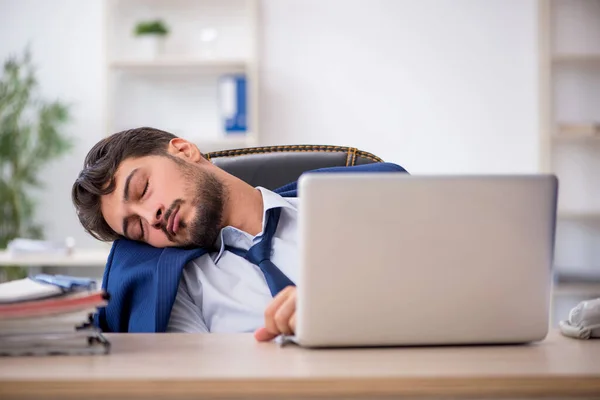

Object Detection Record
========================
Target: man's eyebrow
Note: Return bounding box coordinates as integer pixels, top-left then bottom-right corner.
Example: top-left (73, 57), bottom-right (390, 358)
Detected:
top-left (123, 168), bottom-right (139, 202)
top-left (121, 168), bottom-right (139, 238)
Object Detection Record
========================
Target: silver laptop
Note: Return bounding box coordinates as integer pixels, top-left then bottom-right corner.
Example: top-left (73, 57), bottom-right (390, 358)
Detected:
top-left (292, 174), bottom-right (558, 347)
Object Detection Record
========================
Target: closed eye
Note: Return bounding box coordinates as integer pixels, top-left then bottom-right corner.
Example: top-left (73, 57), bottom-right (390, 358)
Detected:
top-left (139, 218), bottom-right (145, 241)
top-left (141, 180), bottom-right (149, 198)
top-left (136, 180), bottom-right (149, 241)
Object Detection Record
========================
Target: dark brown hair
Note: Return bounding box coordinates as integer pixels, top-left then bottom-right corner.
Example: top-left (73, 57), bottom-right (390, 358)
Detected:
top-left (71, 127), bottom-right (177, 241)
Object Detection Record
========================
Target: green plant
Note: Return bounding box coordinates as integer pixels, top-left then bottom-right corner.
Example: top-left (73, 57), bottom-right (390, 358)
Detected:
top-left (0, 48), bottom-right (72, 281)
top-left (134, 19), bottom-right (169, 36)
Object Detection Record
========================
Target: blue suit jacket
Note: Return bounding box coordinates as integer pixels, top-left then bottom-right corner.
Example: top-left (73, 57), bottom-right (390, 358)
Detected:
top-left (97, 162), bottom-right (408, 333)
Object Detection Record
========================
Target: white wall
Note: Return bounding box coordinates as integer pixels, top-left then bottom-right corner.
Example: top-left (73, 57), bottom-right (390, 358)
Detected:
top-left (0, 0), bottom-right (107, 250)
top-left (0, 0), bottom-right (541, 250)
top-left (259, 0), bottom-right (540, 175)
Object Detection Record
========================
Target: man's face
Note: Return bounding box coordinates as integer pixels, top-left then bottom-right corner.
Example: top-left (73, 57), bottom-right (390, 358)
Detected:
top-left (100, 153), bottom-right (226, 248)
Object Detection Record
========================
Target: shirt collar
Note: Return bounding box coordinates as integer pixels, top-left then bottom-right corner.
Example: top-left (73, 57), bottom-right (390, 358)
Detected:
top-left (212, 187), bottom-right (297, 262)
top-left (255, 187), bottom-right (296, 233)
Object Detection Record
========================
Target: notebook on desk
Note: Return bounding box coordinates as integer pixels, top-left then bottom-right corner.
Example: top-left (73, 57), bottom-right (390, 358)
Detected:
top-left (0, 275), bottom-right (110, 356)
top-left (288, 174), bottom-right (558, 348)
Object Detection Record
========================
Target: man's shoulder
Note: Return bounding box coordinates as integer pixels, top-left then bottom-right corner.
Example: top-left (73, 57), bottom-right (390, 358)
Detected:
top-left (310, 162), bottom-right (408, 174)
top-left (274, 162), bottom-right (408, 198)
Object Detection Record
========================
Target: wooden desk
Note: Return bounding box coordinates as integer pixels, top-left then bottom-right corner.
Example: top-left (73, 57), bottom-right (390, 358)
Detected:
top-left (0, 331), bottom-right (599, 399)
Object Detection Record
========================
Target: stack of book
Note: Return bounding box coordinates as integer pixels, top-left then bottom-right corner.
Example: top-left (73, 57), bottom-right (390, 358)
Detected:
top-left (0, 274), bottom-right (110, 356)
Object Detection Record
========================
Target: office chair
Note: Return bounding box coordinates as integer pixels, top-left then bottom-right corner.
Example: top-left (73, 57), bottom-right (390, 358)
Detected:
top-left (205, 145), bottom-right (384, 190)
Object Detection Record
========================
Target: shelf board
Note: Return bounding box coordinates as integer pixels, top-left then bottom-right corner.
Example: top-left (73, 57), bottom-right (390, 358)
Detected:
top-left (553, 281), bottom-right (600, 295)
top-left (109, 58), bottom-right (248, 73)
top-left (196, 135), bottom-right (255, 153)
top-left (557, 211), bottom-right (600, 221)
top-left (552, 54), bottom-right (600, 64)
top-left (552, 133), bottom-right (600, 143)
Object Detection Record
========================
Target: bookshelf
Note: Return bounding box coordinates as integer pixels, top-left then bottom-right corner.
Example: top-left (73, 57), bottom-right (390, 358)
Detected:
top-left (539, 0), bottom-right (600, 279)
top-left (104, 0), bottom-right (259, 152)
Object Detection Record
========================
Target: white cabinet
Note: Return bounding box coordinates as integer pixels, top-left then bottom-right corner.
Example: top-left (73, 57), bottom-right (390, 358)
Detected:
top-left (104, 0), bottom-right (259, 152)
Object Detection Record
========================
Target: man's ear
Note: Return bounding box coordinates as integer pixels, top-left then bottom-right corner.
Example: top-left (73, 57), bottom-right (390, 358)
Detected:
top-left (167, 138), bottom-right (205, 163)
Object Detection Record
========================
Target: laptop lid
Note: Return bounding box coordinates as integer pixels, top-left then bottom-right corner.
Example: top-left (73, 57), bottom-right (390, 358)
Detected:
top-left (294, 174), bottom-right (558, 347)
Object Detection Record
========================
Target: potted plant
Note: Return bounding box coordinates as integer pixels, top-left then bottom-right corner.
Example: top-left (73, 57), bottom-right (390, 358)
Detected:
top-left (133, 19), bottom-right (170, 59)
top-left (0, 48), bottom-right (72, 281)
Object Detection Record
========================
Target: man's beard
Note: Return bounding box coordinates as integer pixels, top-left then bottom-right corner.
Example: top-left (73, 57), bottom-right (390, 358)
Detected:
top-left (163, 161), bottom-right (226, 249)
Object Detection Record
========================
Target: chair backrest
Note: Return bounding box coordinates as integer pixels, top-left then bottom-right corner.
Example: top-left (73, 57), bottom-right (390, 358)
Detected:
top-left (205, 145), bottom-right (384, 190)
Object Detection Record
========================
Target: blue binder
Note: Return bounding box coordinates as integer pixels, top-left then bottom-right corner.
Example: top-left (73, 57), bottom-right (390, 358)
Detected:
top-left (219, 74), bottom-right (247, 133)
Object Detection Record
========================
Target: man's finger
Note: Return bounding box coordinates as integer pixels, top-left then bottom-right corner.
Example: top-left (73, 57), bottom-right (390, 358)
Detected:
top-left (289, 312), bottom-right (297, 333)
top-left (263, 286), bottom-right (295, 335)
top-left (273, 291), bottom-right (297, 335)
top-left (254, 327), bottom-right (278, 342)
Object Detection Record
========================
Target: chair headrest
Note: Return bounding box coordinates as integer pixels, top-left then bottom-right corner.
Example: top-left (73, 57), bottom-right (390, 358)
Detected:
top-left (205, 145), bottom-right (383, 190)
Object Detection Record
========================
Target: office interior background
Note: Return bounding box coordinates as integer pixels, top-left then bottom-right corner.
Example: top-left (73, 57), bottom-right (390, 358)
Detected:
top-left (0, 0), bottom-right (599, 322)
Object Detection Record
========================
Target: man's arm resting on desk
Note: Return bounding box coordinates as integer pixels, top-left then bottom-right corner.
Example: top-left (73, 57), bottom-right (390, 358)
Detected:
top-left (168, 284), bottom-right (296, 336)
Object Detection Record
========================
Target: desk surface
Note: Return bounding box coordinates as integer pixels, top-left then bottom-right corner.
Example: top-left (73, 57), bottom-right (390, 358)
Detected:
top-left (0, 331), bottom-right (599, 399)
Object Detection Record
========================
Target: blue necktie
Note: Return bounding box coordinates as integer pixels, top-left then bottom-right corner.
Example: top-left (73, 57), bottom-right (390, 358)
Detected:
top-left (225, 207), bottom-right (295, 297)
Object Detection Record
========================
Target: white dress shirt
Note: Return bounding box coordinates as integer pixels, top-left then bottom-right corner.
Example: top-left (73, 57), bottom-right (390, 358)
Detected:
top-left (166, 187), bottom-right (299, 333)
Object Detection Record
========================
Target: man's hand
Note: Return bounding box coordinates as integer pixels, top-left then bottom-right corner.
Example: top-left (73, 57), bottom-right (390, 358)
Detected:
top-left (254, 286), bottom-right (297, 342)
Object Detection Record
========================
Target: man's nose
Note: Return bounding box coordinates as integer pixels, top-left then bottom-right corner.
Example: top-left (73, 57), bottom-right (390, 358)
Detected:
top-left (135, 203), bottom-right (165, 229)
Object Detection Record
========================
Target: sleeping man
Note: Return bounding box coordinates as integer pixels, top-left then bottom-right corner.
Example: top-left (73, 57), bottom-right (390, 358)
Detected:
top-left (71, 127), bottom-right (407, 338)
